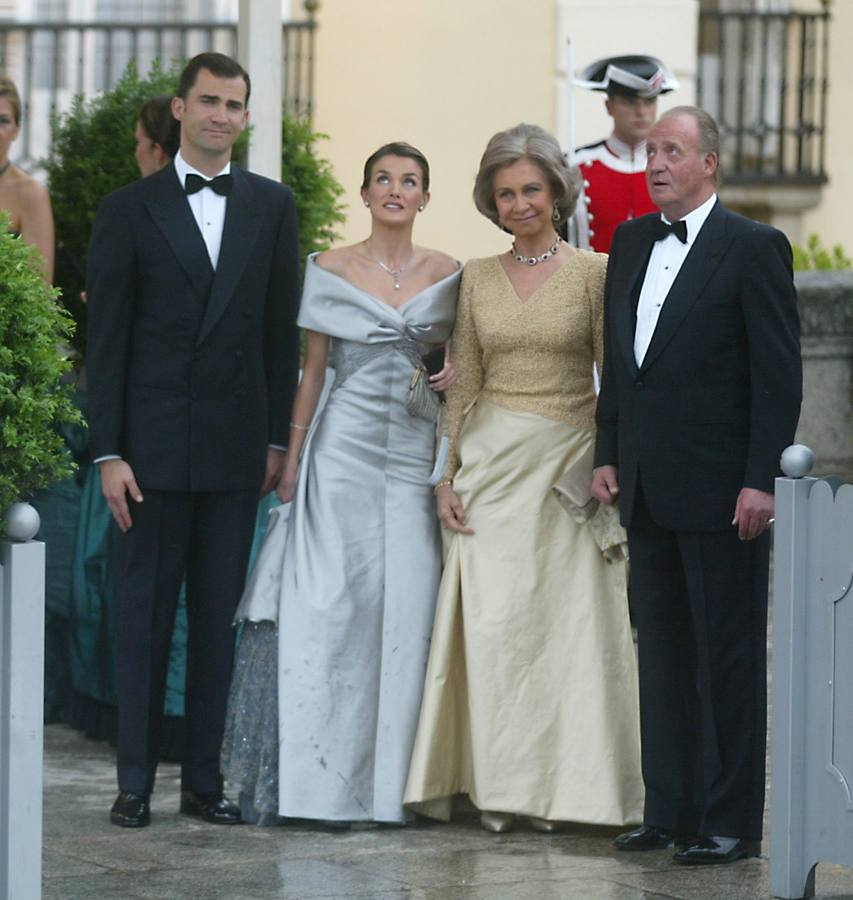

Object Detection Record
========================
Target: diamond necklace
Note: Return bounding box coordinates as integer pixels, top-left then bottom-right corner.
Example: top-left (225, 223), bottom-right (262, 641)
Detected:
top-left (511, 233), bottom-right (562, 266)
top-left (363, 240), bottom-right (413, 290)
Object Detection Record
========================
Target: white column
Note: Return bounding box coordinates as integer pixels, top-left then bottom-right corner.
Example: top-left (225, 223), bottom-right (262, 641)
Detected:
top-left (554, 5), bottom-right (574, 156)
top-left (238, 0), bottom-right (283, 182)
top-left (0, 539), bottom-right (45, 900)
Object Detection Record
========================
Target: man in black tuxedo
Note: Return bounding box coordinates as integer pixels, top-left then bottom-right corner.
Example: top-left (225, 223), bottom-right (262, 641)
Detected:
top-left (592, 105), bottom-right (801, 864)
top-left (87, 52), bottom-right (300, 827)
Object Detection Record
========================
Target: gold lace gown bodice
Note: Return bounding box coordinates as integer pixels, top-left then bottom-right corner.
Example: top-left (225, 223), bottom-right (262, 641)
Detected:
top-left (444, 251), bottom-right (606, 478)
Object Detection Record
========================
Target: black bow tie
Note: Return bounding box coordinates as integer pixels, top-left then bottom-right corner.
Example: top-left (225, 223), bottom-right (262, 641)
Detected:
top-left (652, 218), bottom-right (688, 244)
top-left (184, 172), bottom-right (233, 197)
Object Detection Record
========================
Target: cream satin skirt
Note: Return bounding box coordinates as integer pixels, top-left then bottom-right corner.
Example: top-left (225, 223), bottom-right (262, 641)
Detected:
top-left (404, 400), bottom-right (644, 825)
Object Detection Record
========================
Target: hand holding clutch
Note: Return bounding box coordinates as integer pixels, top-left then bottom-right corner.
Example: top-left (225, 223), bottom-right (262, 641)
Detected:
top-left (551, 440), bottom-right (598, 523)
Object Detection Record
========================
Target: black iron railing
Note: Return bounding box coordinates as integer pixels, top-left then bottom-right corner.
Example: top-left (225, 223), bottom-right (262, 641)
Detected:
top-left (0, 19), bottom-right (316, 168)
top-left (697, 8), bottom-right (829, 186)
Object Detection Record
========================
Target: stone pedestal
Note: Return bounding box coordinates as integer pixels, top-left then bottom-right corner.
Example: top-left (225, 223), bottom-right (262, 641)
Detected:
top-left (0, 539), bottom-right (46, 900)
top-left (795, 271), bottom-right (853, 483)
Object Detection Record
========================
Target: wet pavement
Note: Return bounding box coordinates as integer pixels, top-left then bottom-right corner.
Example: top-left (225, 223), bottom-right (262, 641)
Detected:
top-left (42, 724), bottom-right (853, 899)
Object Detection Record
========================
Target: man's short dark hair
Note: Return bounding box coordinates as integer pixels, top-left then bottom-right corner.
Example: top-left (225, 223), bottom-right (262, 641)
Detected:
top-left (177, 52), bottom-right (251, 107)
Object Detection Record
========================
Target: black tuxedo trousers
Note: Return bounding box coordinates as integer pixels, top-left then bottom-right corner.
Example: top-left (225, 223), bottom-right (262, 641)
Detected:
top-left (628, 481), bottom-right (769, 839)
top-left (115, 488), bottom-right (258, 796)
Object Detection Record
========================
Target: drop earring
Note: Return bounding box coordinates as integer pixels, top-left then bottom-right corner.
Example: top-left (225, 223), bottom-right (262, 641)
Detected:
top-left (552, 202), bottom-right (560, 222)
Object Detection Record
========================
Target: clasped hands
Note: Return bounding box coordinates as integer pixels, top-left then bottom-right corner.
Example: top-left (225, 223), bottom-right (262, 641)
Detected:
top-left (591, 465), bottom-right (775, 541)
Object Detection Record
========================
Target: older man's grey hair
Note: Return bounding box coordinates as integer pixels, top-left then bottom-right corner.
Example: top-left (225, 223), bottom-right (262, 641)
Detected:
top-left (658, 105), bottom-right (721, 185)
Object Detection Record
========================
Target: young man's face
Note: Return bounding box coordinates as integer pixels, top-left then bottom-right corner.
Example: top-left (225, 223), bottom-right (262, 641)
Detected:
top-left (171, 68), bottom-right (248, 163)
top-left (606, 93), bottom-right (657, 146)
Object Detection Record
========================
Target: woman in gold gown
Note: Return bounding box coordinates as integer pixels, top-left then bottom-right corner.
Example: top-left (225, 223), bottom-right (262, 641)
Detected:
top-left (404, 123), bottom-right (644, 833)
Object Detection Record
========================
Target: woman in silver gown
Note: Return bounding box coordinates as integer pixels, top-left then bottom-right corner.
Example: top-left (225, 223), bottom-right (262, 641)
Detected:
top-left (221, 142), bottom-right (461, 826)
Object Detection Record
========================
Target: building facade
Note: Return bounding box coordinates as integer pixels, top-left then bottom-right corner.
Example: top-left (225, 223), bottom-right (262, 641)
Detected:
top-left (1, 0), bottom-right (848, 259)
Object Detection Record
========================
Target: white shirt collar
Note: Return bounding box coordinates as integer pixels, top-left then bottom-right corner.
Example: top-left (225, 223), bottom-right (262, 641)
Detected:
top-left (662, 192), bottom-right (717, 244)
top-left (173, 148), bottom-right (232, 188)
top-left (605, 134), bottom-right (646, 163)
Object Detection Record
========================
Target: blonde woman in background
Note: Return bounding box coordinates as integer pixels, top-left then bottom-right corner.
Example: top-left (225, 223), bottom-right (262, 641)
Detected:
top-left (0, 76), bottom-right (54, 280)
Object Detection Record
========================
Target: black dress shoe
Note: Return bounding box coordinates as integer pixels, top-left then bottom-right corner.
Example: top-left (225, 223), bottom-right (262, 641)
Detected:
top-left (613, 824), bottom-right (693, 851)
top-left (180, 790), bottom-right (243, 825)
top-left (673, 835), bottom-right (761, 865)
top-left (110, 791), bottom-right (150, 828)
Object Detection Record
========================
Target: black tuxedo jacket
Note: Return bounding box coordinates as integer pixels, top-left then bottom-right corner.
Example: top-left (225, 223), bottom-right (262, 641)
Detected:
top-left (594, 199), bottom-right (801, 532)
top-left (86, 162), bottom-right (300, 492)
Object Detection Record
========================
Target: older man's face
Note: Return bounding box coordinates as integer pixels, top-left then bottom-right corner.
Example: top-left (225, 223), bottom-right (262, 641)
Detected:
top-left (645, 113), bottom-right (717, 220)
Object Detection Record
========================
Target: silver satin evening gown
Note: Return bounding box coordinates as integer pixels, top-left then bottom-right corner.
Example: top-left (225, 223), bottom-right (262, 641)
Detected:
top-left (221, 254), bottom-right (461, 824)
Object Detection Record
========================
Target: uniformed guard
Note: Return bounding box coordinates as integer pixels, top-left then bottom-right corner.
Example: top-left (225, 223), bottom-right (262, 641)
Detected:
top-left (570, 54), bottom-right (678, 253)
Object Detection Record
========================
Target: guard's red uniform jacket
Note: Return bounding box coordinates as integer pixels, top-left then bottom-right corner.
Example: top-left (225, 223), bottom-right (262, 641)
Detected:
top-left (573, 136), bottom-right (657, 253)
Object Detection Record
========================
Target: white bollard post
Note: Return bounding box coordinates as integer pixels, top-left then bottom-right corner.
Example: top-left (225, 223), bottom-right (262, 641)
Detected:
top-left (771, 445), bottom-right (817, 900)
top-left (1, 513), bottom-right (46, 900)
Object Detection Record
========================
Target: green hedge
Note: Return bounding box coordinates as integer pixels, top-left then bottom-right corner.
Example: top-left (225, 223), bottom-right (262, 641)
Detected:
top-left (793, 234), bottom-right (852, 272)
top-left (46, 60), bottom-right (346, 361)
top-left (0, 212), bottom-right (81, 517)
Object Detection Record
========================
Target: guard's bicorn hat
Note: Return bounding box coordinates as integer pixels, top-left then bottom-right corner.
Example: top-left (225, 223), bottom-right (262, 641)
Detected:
top-left (575, 54), bottom-right (679, 99)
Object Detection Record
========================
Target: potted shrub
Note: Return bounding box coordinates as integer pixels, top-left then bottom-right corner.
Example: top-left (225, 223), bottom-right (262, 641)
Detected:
top-left (0, 214), bottom-right (81, 535)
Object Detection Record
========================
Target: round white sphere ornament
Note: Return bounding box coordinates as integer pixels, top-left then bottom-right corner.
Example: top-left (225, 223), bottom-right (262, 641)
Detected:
top-left (5, 502), bottom-right (41, 542)
top-left (780, 444), bottom-right (815, 479)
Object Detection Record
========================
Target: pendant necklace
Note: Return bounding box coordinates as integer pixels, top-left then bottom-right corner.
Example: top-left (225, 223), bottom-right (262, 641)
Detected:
top-left (512, 233), bottom-right (562, 266)
top-left (364, 240), bottom-right (413, 290)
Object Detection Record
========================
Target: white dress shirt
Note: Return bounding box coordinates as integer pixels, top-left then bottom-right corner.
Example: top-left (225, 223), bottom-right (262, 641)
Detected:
top-left (634, 193), bottom-right (718, 367)
top-left (173, 149), bottom-right (230, 270)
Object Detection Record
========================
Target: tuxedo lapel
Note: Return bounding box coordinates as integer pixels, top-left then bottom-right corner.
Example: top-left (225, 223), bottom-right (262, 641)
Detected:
top-left (639, 200), bottom-right (732, 374)
top-left (197, 168), bottom-right (264, 346)
top-left (143, 164), bottom-right (214, 301)
top-left (612, 217), bottom-right (658, 375)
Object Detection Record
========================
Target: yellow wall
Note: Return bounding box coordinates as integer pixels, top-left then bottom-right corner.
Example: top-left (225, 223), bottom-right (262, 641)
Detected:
top-left (310, 0), bottom-right (846, 260)
top-left (310, 1), bottom-right (696, 261)
top-left (311, 0), bottom-right (556, 261)
top-left (801, 0), bottom-right (852, 256)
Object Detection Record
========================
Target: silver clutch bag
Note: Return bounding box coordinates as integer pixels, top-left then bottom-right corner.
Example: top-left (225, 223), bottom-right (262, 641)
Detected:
top-left (406, 365), bottom-right (441, 421)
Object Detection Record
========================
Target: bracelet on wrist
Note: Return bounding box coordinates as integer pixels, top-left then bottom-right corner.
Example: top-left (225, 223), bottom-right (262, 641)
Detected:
top-left (433, 478), bottom-right (453, 493)
top-left (290, 421), bottom-right (310, 432)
